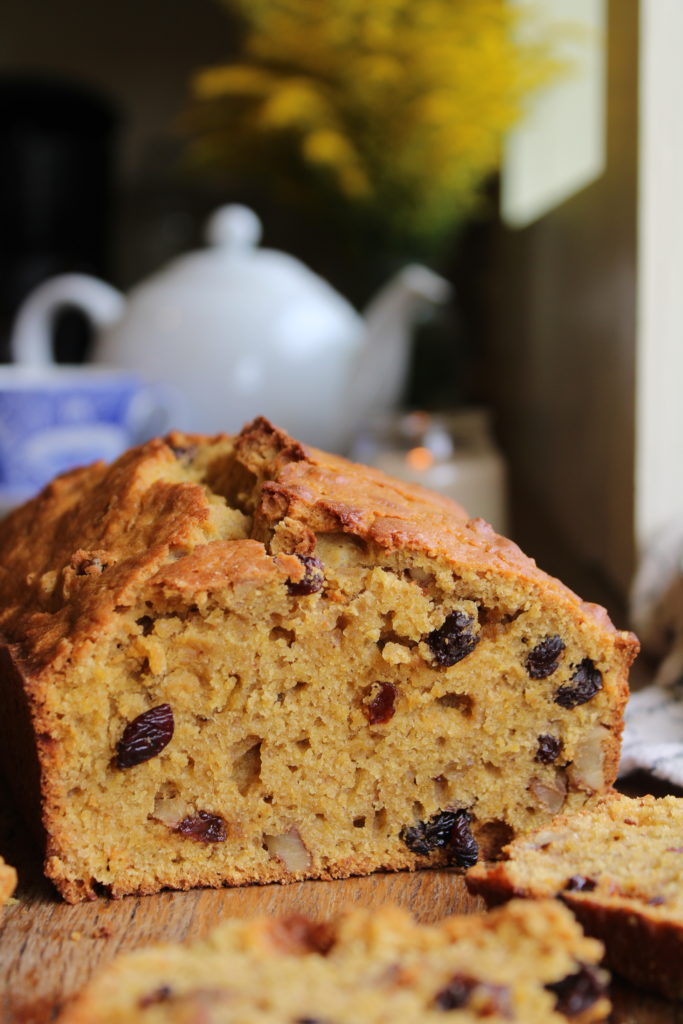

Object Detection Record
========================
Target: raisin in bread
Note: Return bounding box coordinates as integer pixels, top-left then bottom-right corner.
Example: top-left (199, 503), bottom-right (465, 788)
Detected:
top-left (467, 793), bottom-right (683, 999)
top-left (0, 417), bottom-right (638, 901)
top-left (59, 901), bottom-right (610, 1023)
top-left (0, 855), bottom-right (16, 904)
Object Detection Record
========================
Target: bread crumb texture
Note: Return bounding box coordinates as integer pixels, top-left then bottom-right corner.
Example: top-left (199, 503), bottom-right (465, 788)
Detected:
top-left (0, 418), bottom-right (638, 901)
top-left (60, 900), bottom-right (610, 1023)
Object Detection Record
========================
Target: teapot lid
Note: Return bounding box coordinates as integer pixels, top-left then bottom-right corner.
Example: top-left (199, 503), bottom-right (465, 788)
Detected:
top-left (205, 204), bottom-right (262, 250)
top-left (153, 204), bottom-right (358, 322)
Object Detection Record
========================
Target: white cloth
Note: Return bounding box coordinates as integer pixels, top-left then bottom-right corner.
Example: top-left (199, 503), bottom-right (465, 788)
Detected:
top-left (620, 678), bottom-right (683, 786)
top-left (620, 520), bottom-right (683, 785)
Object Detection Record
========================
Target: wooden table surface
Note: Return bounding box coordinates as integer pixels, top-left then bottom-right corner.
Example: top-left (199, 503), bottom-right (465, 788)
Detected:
top-left (0, 779), bottom-right (681, 1023)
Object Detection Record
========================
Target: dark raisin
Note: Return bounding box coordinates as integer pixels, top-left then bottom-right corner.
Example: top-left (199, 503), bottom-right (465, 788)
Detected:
top-left (399, 821), bottom-right (431, 855)
top-left (116, 704), bottom-right (174, 768)
top-left (399, 808), bottom-right (478, 867)
top-left (362, 682), bottom-right (397, 724)
top-left (448, 809), bottom-right (479, 868)
top-left (526, 635), bottom-right (565, 678)
top-left (136, 615), bottom-right (154, 636)
top-left (433, 975), bottom-right (477, 1010)
top-left (564, 875), bottom-right (597, 892)
top-left (174, 810), bottom-right (227, 843)
top-left (426, 612), bottom-right (479, 667)
top-left (535, 734), bottom-right (563, 764)
top-left (400, 810), bottom-right (455, 855)
top-left (433, 976), bottom-right (510, 1015)
top-left (546, 964), bottom-right (606, 1016)
top-left (138, 985), bottom-right (173, 1008)
top-left (287, 555), bottom-right (324, 596)
top-left (554, 659), bottom-right (603, 709)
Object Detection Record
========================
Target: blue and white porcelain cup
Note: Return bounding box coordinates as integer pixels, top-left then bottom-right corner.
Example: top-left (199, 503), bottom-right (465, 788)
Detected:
top-left (0, 366), bottom-right (174, 506)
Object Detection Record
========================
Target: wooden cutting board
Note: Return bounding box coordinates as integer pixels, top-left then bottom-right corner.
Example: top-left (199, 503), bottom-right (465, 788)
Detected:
top-left (0, 781), bottom-right (680, 1023)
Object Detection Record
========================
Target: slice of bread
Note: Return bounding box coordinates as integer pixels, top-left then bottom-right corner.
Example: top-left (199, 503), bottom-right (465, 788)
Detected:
top-left (467, 792), bottom-right (683, 998)
top-left (0, 418), bottom-right (637, 901)
top-left (60, 901), bottom-right (610, 1023)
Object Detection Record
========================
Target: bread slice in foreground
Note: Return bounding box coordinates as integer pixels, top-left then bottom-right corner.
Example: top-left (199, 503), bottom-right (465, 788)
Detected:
top-left (0, 854), bottom-right (16, 904)
top-left (60, 901), bottom-right (610, 1023)
top-left (467, 792), bottom-right (683, 999)
top-left (0, 418), bottom-right (638, 901)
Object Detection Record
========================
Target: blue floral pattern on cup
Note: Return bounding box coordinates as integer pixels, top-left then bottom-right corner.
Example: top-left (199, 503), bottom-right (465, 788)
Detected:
top-left (0, 369), bottom-right (171, 501)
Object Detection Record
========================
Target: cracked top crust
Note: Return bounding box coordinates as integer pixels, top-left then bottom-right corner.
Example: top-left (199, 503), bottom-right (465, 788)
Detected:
top-left (0, 417), bottom-right (638, 676)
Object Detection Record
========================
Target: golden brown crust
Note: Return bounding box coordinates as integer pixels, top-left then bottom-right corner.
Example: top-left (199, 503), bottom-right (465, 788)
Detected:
top-left (562, 894), bottom-right (683, 1000)
top-left (0, 418), bottom-right (638, 675)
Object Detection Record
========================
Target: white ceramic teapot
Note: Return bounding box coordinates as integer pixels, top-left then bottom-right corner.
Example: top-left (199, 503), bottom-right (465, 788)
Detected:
top-left (10, 205), bottom-right (450, 452)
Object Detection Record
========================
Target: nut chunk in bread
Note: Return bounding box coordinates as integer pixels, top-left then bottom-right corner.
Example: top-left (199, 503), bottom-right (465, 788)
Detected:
top-left (60, 901), bottom-right (610, 1023)
top-left (0, 417), bottom-right (637, 901)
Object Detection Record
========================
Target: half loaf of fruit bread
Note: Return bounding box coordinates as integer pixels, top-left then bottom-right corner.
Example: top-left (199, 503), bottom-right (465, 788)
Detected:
top-left (60, 901), bottom-right (610, 1024)
top-left (0, 418), bottom-right (638, 901)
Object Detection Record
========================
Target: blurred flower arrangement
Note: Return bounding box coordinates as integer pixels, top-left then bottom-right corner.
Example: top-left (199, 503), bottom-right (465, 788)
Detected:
top-left (188, 0), bottom-right (561, 266)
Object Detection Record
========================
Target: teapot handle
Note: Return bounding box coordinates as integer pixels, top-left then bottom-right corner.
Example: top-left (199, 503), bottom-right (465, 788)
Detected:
top-left (10, 273), bottom-right (125, 366)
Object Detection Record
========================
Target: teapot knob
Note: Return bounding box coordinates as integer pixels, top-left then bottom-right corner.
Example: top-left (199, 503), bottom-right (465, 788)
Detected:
top-left (205, 204), bottom-right (262, 250)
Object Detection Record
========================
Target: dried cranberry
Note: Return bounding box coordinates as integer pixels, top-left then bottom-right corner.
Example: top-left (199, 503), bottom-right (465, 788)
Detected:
top-left (426, 612), bottom-right (479, 667)
top-left (287, 555), bottom-right (324, 596)
top-left (399, 809), bottom-right (478, 867)
top-left (116, 704), bottom-right (174, 768)
top-left (174, 810), bottom-right (227, 843)
top-left (554, 659), bottom-right (603, 709)
top-left (433, 975), bottom-right (510, 1014)
top-left (535, 734), bottom-right (563, 764)
top-left (564, 875), bottom-right (597, 892)
top-left (526, 635), bottom-right (565, 678)
top-left (546, 964), bottom-right (606, 1016)
top-left (362, 682), bottom-right (397, 724)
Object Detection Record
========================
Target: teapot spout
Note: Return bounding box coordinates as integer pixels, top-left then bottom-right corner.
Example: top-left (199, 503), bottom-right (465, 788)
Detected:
top-left (352, 265), bottom-right (451, 424)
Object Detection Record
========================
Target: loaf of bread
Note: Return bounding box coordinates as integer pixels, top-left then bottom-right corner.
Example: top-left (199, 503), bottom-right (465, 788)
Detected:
top-left (0, 855), bottom-right (16, 904)
top-left (467, 792), bottom-right (683, 998)
top-left (60, 901), bottom-right (610, 1023)
top-left (0, 418), bottom-right (638, 901)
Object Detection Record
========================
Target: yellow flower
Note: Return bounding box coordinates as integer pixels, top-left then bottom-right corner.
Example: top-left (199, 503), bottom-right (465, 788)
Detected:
top-left (187, 0), bottom-right (565, 248)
